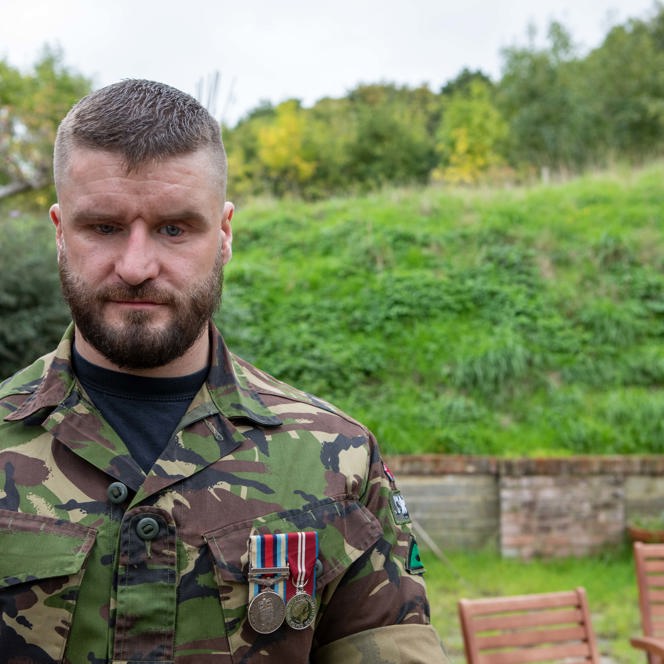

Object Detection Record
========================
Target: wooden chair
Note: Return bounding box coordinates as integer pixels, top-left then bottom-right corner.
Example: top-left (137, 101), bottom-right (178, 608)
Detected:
top-left (458, 587), bottom-right (600, 663)
top-left (631, 541), bottom-right (664, 664)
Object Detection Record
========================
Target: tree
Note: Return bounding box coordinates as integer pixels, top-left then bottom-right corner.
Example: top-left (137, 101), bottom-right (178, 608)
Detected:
top-left (497, 21), bottom-right (595, 174)
top-left (345, 83), bottom-right (438, 188)
top-left (434, 79), bottom-right (508, 184)
top-left (223, 101), bottom-right (276, 199)
top-left (580, 6), bottom-right (664, 162)
top-left (440, 67), bottom-right (493, 98)
top-left (256, 99), bottom-right (316, 196)
top-left (301, 96), bottom-right (356, 197)
top-left (0, 46), bottom-right (91, 199)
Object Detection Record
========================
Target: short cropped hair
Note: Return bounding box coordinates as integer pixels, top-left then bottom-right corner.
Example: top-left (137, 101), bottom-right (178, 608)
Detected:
top-left (54, 79), bottom-right (227, 197)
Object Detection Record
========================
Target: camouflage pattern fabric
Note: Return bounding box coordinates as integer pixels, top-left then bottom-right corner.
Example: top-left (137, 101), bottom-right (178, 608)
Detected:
top-left (0, 324), bottom-right (447, 663)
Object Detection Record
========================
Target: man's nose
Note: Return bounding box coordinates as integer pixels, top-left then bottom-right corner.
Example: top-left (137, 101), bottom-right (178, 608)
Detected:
top-left (115, 225), bottom-right (159, 285)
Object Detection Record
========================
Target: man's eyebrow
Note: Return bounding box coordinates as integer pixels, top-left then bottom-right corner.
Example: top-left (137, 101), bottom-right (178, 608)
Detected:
top-left (69, 209), bottom-right (208, 224)
top-left (155, 210), bottom-right (208, 224)
top-left (70, 209), bottom-right (120, 223)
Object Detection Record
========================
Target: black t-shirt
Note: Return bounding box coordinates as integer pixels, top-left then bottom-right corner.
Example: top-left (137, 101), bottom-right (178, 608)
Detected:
top-left (73, 347), bottom-right (207, 473)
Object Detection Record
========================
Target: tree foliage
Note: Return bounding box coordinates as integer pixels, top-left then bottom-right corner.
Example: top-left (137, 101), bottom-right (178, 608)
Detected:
top-left (580, 13), bottom-right (664, 161)
top-left (1, 4), bottom-right (663, 201)
top-left (222, 3), bottom-right (664, 198)
top-left (0, 214), bottom-right (70, 373)
top-left (345, 84), bottom-right (438, 189)
top-left (496, 22), bottom-right (597, 172)
top-left (0, 47), bottom-right (91, 198)
top-left (227, 83), bottom-right (440, 199)
top-left (434, 79), bottom-right (508, 184)
top-left (257, 99), bottom-right (316, 196)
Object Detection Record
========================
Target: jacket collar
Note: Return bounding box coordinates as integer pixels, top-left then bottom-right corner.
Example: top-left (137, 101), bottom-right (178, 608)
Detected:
top-left (3, 323), bottom-right (282, 427)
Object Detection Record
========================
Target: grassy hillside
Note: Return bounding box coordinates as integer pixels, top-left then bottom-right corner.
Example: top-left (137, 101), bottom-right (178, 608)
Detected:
top-left (218, 162), bottom-right (664, 456)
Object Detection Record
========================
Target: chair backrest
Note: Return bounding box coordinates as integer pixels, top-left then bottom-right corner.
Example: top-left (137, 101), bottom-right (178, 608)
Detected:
top-left (634, 542), bottom-right (664, 642)
top-left (458, 587), bottom-right (600, 663)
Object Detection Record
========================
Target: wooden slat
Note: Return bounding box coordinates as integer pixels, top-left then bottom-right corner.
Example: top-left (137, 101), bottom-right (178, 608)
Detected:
top-left (473, 608), bottom-right (582, 631)
top-left (477, 642), bottom-right (592, 664)
top-left (645, 577), bottom-right (664, 586)
top-left (466, 591), bottom-right (579, 615)
top-left (476, 625), bottom-right (589, 649)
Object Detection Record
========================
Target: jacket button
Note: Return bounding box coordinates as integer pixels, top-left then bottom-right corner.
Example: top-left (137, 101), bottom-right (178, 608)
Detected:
top-left (107, 481), bottom-right (129, 504)
top-left (136, 516), bottom-right (160, 541)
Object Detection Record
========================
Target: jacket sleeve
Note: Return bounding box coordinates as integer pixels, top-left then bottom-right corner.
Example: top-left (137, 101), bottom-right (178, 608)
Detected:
top-left (311, 430), bottom-right (448, 662)
top-left (314, 624), bottom-right (448, 663)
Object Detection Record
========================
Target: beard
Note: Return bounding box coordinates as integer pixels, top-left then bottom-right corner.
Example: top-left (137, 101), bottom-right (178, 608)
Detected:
top-left (59, 249), bottom-right (223, 370)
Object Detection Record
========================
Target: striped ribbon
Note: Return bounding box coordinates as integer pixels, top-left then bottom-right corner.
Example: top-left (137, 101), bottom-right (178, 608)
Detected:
top-left (249, 533), bottom-right (289, 602)
top-left (286, 531), bottom-right (318, 600)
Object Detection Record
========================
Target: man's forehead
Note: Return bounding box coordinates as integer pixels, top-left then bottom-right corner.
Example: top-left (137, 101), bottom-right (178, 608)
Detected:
top-left (57, 146), bottom-right (226, 210)
top-left (66, 145), bottom-right (217, 173)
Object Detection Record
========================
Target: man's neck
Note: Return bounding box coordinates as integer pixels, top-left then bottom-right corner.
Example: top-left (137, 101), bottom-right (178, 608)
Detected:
top-left (73, 325), bottom-right (211, 378)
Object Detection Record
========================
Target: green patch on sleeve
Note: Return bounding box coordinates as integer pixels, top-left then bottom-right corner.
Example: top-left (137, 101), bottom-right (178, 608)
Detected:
top-left (406, 536), bottom-right (425, 575)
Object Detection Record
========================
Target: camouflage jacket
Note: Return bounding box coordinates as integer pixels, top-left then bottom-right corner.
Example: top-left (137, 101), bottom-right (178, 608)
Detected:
top-left (0, 324), bottom-right (446, 663)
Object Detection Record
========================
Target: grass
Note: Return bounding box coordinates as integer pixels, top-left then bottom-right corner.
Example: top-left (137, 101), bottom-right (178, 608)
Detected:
top-left (218, 161), bottom-right (664, 456)
top-left (424, 545), bottom-right (640, 662)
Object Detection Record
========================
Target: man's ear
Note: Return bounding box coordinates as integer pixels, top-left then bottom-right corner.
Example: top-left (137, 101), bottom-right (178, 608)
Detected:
top-left (221, 201), bottom-right (234, 265)
top-left (49, 204), bottom-right (65, 257)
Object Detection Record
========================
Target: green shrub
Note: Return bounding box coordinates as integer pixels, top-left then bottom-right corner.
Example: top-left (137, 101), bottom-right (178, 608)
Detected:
top-left (0, 215), bottom-right (70, 378)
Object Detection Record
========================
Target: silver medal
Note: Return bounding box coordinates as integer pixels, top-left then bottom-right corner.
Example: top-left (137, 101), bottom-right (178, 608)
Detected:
top-left (285, 589), bottom-right (317, 630)
top-left (247, 587), bottom-right (286, 634)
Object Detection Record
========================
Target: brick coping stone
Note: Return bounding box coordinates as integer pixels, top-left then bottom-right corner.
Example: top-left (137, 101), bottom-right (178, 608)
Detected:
top-left (384, 454), bottom-right (664, 477)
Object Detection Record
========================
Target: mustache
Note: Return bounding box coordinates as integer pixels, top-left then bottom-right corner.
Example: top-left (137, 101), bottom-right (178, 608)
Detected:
top-left (98, 284), bottom-right (175, 304)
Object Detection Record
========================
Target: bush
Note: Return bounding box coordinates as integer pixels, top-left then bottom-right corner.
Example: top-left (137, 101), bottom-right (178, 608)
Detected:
top-left (0, 214), bottom-right (69, 378)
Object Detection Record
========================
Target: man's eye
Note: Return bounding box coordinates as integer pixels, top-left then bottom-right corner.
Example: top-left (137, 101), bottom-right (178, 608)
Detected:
top-left (160, 225), bottom-right (183, 237)
top-left (96, 224), bottom-right (117, 235)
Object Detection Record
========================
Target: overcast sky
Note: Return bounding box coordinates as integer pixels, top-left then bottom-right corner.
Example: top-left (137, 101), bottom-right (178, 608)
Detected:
top-left (0, 0), bottom-right (658, 126)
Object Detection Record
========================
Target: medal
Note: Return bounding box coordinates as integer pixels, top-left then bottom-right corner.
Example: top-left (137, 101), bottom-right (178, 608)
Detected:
top-left (247, 531), bottom-right (319, 633)
top-left (285, 531), bottom-right (319, 630)
top-left (247, 535), bottom-right (289, 634)
top-left (285, 586), bottom-right (317, 630)
top-left (247, 586), bottom-right (287, 634)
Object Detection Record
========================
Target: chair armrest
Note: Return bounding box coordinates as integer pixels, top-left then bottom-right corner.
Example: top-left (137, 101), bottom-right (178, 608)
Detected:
top-left (631, 636), bottom-right (664, 658)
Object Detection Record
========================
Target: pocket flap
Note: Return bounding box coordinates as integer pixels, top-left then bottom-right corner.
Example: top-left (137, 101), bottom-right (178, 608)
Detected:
top-left (205, 498), bottom-right (382, 587)
top-left (0, 509), bottom-right (96, 587)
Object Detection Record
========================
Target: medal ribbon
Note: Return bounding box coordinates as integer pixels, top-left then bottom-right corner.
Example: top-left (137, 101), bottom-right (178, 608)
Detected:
top-left (249, 533), bottom-right (288, 601)
top-left (286, 531), bottom-right (318, 600)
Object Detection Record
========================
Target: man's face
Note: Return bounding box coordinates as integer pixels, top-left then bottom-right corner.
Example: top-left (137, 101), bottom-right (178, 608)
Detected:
top-left (50, 147), bottom-right (233, 371)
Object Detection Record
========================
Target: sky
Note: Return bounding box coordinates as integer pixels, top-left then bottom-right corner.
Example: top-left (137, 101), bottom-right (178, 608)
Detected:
top-left (0, 0), bottom-right (659, 126)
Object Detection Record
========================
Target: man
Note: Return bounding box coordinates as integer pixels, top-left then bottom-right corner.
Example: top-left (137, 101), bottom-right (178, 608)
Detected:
top-left (0, 79), bottom-right (447, 663)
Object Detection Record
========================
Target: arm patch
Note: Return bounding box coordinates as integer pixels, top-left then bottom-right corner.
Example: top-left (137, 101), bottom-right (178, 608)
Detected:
top-left (406, 536), bottom-right (426, 575)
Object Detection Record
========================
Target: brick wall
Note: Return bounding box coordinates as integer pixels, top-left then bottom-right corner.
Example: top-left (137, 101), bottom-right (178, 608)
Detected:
top-left (385, 455), bottom-right (664, 559)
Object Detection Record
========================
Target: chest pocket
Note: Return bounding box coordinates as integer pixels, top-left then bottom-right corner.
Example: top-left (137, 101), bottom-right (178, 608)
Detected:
top-left (204, 497), bottom-right (382, 663)
top-left (0, 510), bottom-right (96, 664)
